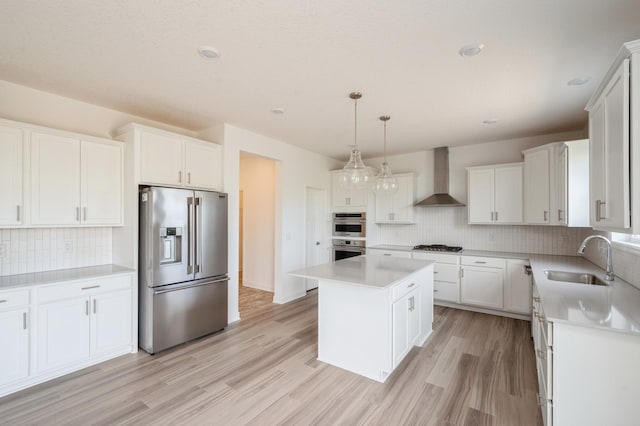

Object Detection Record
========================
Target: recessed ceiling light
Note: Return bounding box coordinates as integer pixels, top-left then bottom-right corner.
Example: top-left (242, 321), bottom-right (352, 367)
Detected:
top-left (198, 46), bottom-right (220, 59)
top-left (458, 43), bottom-right (485, 57)
top-left (270, 107), bottom-right (285, 114)
top-left (567, 76), bottom-right (592, 86)
top-left (483, 118), bottom-right (498, 124)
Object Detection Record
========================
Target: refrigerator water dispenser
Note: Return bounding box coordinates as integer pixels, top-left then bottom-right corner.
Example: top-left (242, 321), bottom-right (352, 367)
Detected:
top-left (159, 227), bottom-right (182, 264)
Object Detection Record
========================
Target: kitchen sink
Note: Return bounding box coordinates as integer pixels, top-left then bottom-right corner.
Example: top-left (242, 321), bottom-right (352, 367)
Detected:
top-left (544, 270), bottom-right (607, 286)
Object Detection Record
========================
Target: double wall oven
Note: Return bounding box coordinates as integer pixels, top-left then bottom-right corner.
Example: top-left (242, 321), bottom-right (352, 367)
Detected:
top-left (332, 212), bottom-right (366, 261)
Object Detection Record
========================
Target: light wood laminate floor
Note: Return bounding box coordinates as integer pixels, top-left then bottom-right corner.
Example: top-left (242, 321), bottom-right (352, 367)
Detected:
top-left (0, 292), bottom-right (542, 425)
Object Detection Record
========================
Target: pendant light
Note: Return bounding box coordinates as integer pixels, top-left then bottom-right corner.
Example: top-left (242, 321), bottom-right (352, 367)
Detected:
top-left (373, 115), bottom-right (399, 193)
top-left (341, 92), bottom-right (372, 189)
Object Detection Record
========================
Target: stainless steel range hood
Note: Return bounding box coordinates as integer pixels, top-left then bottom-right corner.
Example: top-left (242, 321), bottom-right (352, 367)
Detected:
top-left (415, 147), bottom-right (465, 207)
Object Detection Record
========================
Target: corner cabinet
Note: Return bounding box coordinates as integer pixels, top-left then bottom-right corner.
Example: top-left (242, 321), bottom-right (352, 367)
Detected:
top-left (467, 163), bottom-right (523, 224)
top-left (116, 123), bottom-right (223, 191)
top-left (330, 170), bottom-right (368, 210)
top-left (374, 173), bottom-right (416, 224)
top-left (586, 39), bottom-right (640, 233)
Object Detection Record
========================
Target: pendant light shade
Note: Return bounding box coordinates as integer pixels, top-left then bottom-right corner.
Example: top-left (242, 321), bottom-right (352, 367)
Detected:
top-left (373, 115), bottom-right (399, 193)
top-left (341, 92), bottom-right (372, 189)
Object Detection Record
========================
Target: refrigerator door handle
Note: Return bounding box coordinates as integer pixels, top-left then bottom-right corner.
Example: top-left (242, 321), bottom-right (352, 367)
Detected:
top-left (153, 277), bottom-right (229, 295)
top-left (194, 197), bottom-right (201, 274)
top-left (187, 197), bottom-right (194, 274)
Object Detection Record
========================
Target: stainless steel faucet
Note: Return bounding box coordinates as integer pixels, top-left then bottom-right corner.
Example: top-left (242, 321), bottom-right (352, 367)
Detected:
top-left (578, 235), bottom-right (614, 281)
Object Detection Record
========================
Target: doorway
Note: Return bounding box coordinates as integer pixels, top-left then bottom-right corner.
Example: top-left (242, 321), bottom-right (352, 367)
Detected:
top-left (305, 187), bottom-right (326, 291)
top-left (238, 152), bottom-right (276, 316)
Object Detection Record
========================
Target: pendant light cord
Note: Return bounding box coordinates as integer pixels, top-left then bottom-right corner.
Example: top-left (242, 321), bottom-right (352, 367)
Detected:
top-left (353, 97), bottom-right (358, 149)
top-left (383, 119), bottom-right (387, 162)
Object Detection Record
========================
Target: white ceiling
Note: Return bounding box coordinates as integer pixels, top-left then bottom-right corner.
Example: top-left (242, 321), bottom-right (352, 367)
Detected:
top-left (1, 1), bottom-right (639, 160)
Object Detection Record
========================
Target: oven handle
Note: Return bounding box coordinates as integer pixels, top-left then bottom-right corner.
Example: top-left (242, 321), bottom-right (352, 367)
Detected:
top-left (333, 247), bottom-right (366, 253)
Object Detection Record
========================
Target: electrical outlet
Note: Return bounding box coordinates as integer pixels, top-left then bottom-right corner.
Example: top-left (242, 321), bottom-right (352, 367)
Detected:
top-left (0, 243), bottom-right (7, 259)
top-left (64, 241), bottom-right (73, 253)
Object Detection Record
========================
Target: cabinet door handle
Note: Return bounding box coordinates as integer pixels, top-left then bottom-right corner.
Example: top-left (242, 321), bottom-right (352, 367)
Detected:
top-left (187, 172), bottom-right (191, 184)
top-left (434, 271), bottom-right (439, 274)
top-left (383, 253), bottom-right (392, 256)
top-left (81, 285), bottom-right (100, 290)
top-left (543, 211), bottom-right (548, 222)
top-left (474, 261), bottom-right (487, 264)
top-left (0, 299), bottom-right (6, 303)
top-left (433, 289), bottom-right (439, 292)
top-left (16, 205), bottom-right (20, 222)
top-left (85, 300), bottom-right (89, 316)
top-left (83, 207), bottom-right (87, 221)
top-left (494, 211), bottom-right (498, 221)
top-left (596, 200), bottom-right (606, 221)
top-left (460, 268), bottom-right (464, 278)
top-left (93, 299), bottom-right (97, 314)
top-left (558, 209), bottom-right (562, 221)
top-left (23, 312), bottom-right (27, 330)
top-left (407, 283), bottom-right (415, 288)
top-left (178, 171), bottom-right (182, 183)
top-left (76, 207), bottom-right (81, 221)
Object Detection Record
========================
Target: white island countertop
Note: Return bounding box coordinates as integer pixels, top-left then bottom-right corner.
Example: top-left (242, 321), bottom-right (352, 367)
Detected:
top-left (289, 255), bottom-right (433, 289)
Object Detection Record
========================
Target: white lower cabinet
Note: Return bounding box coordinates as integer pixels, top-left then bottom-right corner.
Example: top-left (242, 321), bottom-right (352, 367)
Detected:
top-left (460, 256), bottom-right (505, 309)
top-left (0, 272), bottom-right (134, 398)
top-left (412, 252), bottom-right (460, 303)
top-left (392, 286), bottom-right (421, 368)
top-left (38, 276), bottom-right (133, 373)
top-left (505, 259), bottom-right (532, 314)
top-left (0, 290), bottom-right (30, 387)
top-left (367, 248), bottom-right (412, 258)
top-left (532, 282), bottom-right (640, 426)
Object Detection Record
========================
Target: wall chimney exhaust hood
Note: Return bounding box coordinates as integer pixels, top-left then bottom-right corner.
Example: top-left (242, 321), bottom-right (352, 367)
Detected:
top-left (415, 147), bottom-right (465, 207)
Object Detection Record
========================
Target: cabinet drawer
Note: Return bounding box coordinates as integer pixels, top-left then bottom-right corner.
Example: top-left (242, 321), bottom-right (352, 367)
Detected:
top-left (39, 275), bottom-right (132, 304)
top-left (434, 263), bottom-right (459, 283)
top-left (392, 278), bottom-right (420, 302)
top-left (368, 249), bottom-right (412, 259)
top-left (0, 289), bottom-right (30, 310)
top-left (412, 252), bottom-right (459, 264)
top-left (433, 281), bottom-right (459, 302)
top-left (461, 256), bottom-right (506, 269)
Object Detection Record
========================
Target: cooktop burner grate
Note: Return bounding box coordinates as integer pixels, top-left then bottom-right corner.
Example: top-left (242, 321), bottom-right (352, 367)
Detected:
top-left (413, 244), bottom-right (463, 252)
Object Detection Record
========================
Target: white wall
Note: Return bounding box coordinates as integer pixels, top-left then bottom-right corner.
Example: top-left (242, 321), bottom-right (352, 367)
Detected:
top-left (220, 124), bottom-right (341, 318)
top-left (365, 130), bottom-right (590, 254)
top-left (0, 80), bottom-right (198, 139)
top-left (240, 155), bottom-right (276, 292)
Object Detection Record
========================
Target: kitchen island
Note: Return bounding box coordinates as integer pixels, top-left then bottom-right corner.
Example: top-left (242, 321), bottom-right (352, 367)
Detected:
top-left (290, 255), bottom-right (434, 382)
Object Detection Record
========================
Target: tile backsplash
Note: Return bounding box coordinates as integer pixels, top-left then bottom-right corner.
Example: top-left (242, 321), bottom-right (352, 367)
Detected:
top-left (378, 207), bottom-right (588, 255)
top-left (0, 228), bottom-right (112, 277)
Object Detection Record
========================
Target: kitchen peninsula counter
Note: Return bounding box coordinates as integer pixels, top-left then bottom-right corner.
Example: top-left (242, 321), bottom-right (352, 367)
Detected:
top-left (290, 256), bottom-right (434, 382)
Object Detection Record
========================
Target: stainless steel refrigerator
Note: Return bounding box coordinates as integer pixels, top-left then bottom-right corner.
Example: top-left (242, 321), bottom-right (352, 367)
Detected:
top-left (139, 186), bottom-right (228, 354)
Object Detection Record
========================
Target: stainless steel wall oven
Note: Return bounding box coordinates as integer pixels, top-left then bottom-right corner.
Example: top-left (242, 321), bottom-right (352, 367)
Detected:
top-left (332, 239), bottom-right (366, 261)
top-left (332, 212), bottom-right (366, 238)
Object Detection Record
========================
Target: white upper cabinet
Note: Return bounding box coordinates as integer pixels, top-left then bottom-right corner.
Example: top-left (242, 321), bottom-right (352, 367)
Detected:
top-left (30, 132), bottom-right (82, 225)
top-left (523, 140), bottom-right (589, 227)
top-left (81, 140), bottom-right (123, 225)
top-left (330, 171), bottom-right (368, 210)
top-left (375, 173), bottom-right (415, 224)
top-left (467, 163), bottom-right (523, 224)
top-left (138, 130), bottom-right (184, 186)
top-left (523, 147), bottom-right (551, 224)
top-left (184, 139), bottom-right (223, 190)
top-left (121, 124), bottom-right (223, 191)
top-left (586, 39), bottom-right (640, 233)
top-left (0, 124), bottom-right (24, 226)
top-left (31, 131), bottom-right (123, 226)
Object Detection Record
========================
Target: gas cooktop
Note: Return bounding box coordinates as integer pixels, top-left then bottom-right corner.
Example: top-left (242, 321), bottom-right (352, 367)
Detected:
top-left (413, 244), bottom-right (463, 253)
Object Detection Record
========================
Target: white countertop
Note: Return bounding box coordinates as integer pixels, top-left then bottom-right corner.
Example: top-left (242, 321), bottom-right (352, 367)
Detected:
top-left (289, 255), bottom-right (433, 289)
top-left (367, 245), bottom-right (529, 259)
top-left (0, 264), bottom-right (135, 290)
top-left (529, 255), bottom-right (640, 335)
